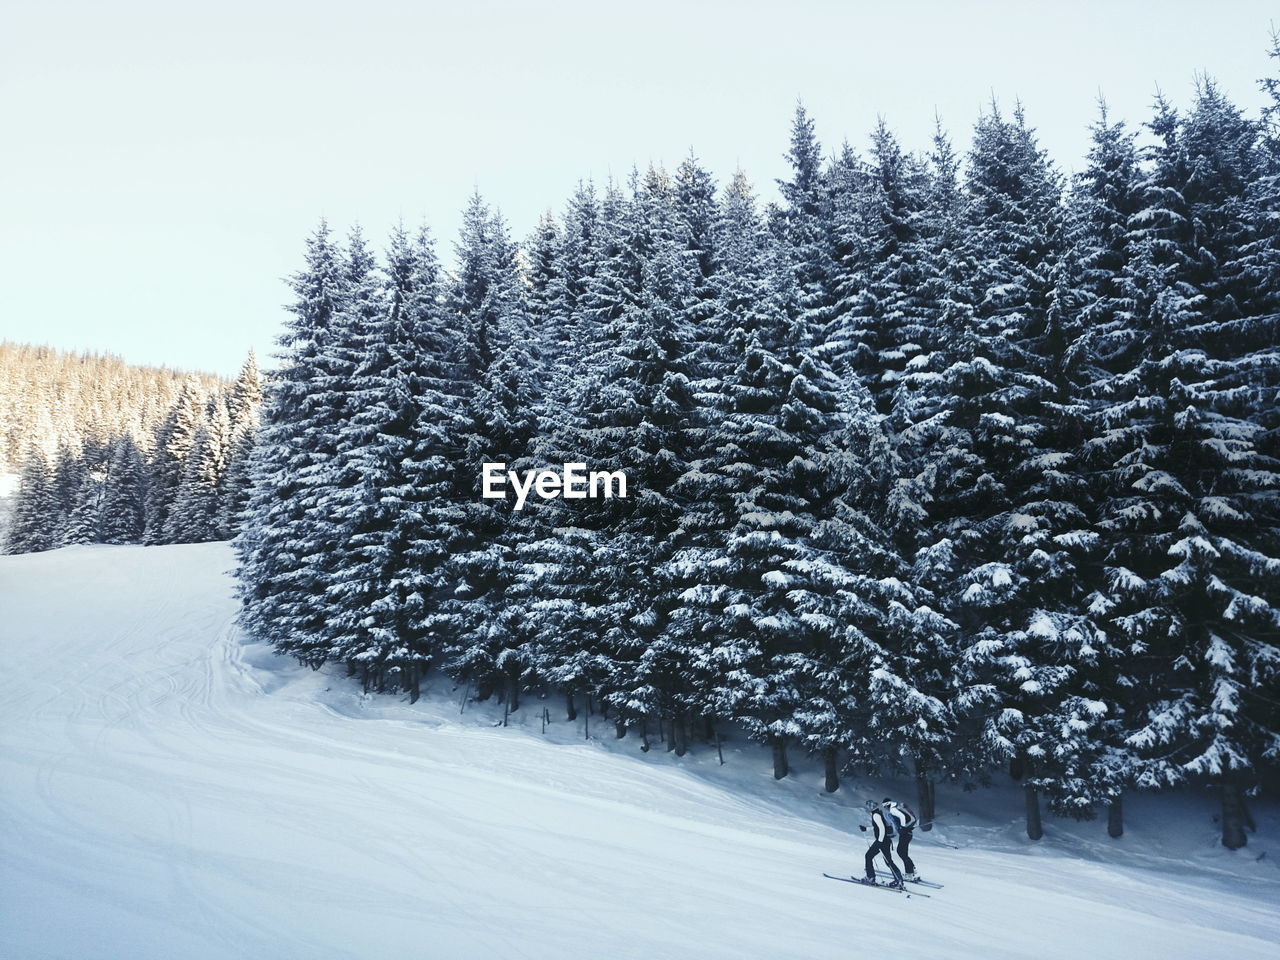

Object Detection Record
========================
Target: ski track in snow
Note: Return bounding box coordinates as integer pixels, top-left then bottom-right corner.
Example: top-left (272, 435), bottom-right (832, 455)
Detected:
top-left (1, 543), bottom-right (1277, 960)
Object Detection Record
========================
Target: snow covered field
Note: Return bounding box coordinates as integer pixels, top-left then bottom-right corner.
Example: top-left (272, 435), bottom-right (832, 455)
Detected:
top-left (1, 543), bottom-right (1277, 960)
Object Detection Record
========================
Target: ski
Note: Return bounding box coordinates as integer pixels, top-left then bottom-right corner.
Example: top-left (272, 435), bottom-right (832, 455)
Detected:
top-left (877, 871), bottom-right (943, 889)
top-left (822, 874), bottom-right (932, 898)
top-left (823, 873), bottom-right (901, 892)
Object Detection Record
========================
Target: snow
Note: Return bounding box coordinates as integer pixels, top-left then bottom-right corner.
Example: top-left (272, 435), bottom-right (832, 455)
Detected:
top-left (1027, 612), bottom-right (1059, 639)
top-left (990, 565), bottom-right (1013, 587)
top-left (1006, 513), bottom-right (1039, 533)
top-left (2, 543), bottom-right (1279, 960)
top-left (1199, 496), bottom-right (1247, 522)
top-left (1169, 535), bottom-right (1221, 559)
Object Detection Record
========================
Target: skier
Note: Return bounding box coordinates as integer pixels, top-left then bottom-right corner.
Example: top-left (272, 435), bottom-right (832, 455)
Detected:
top-left (882, 796), bottom-right (919, 881)
top-left (859, 798), bottom-right (904, 887)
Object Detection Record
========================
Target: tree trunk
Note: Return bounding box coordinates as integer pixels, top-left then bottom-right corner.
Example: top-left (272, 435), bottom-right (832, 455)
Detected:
top-left (640, 718), bottom-right (650, 752)
top-left (823, 746), bottom-right (839, 793)
top-left (565, 693), bottom-right (577, 722)
top-left (702, 715), bottom-right (716, 742)
top-left (915, 766), bottom-right (936, 831)
top-left (1221, 779), bottom-right (1248, 850)
top-left (1107, 795), bottom-right (1124, 838)
top-left (1025, 786), bottom-right (1043, 841)
top-left (771, 737), bottom-right (789, 780)
top-left (408, 662), bottom-right (420, 704)
top-left (673, 714), bottom-right (688, 757)
top-left (1009, 754), bottom-right (1024, 781)
top-left (615, 719), bottom-right (626, 740)
top-left (506, 674), bottom-right (520, 713)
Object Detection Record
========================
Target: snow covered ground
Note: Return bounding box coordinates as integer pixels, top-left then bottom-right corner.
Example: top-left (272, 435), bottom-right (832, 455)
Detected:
top-left (1, 543), bottom-right (1277, 960)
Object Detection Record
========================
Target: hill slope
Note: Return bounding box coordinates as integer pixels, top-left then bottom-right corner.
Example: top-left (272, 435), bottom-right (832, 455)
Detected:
top-left (1, 544), bottom-right (1277, 960)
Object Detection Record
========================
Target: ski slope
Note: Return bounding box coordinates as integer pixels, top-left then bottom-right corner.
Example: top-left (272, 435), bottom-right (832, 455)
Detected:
top-left (1, 544), bottom-right (1277, 960)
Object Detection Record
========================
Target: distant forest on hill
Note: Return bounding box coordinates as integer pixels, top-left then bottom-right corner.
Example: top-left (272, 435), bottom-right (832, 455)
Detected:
top-left (0, 342), bottom-right (262, 551)
top-left (0, 341), bottom-right (225, 466)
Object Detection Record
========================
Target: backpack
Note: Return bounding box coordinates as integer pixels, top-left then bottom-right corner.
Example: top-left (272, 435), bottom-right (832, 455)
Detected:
top-left (887, 801), bottom-right (918, 830)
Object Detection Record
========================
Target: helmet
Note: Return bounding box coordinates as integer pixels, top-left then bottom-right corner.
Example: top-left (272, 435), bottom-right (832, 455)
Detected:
top-left (864, 799), bottom-right (878, 812)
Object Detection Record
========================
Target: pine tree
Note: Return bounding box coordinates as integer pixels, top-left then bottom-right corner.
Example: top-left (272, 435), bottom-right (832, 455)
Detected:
top-left (525, 211), bottom-right (564, 335)
top-left (898, 104), bottom-right (1084, 838)
top-left (687, 328), bottom-right (855, 779)
top-left (48, 443), bottom-right (85, 545)
top-left (220, 350), bottom-right (265, 536)
top-left (1240, 32), bottom-right (1280, 339)
top-left (511, 169), bottom-right (702, 737)
top-left (167, 396), bottom-right (233, 543)
top-left (833, 121), bottom-right (930, 407)
top-left (227, 351), bottom-right (263, 430)
top-left (59, 469), bottom-right (103, 546)
top-left (674, 152), bottom-right (719, 295)
top-left (842, 123), bottom-right (971, 820)
top-left (544, 183), bottom-right (602, 374)
top-left (439, 342), bottom-right (540, 711)
top-left (100, 434), bottom-right (146, 544)
top-left (661, 167), bottom-right (875, 779)
top-left (1026, 103), bottom-right (1151, 831)
top-left (777, 104), bottom-right (837, 343)
top-left (662, 173), bottom-right (783, 757)
top-left (451, 192), bottom-right (526, 380)
top-left (3, 453), bottom-right (56, 553)
top-left (234, 221), bottom-right (359, 667)
top-left (145, 377), bottom-right (206, 544)
top-left (320, 223), bottom-right (470, 700)
top-left (422, 196), bottom-right (542, 708)
top-left (1091, 84), bottom-right (1280, 848)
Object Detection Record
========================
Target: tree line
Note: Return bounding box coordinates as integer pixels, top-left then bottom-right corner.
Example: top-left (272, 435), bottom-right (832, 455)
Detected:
top-left (0, 341), bottom-right (225, 466)
top-left (3, 352), bottom-right (262, 552)
top-left (237, 53), bottom-right (1279, 849)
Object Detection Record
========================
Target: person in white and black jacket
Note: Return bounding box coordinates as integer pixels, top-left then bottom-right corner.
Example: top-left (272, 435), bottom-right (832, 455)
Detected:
top-left (859, 799), bottom-right (904, 886)
top-left (882, 796), bottom-right (919, 881)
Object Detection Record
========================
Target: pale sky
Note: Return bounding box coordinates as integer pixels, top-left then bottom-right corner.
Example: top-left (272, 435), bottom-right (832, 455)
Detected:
top-left (1, 0), bottom-right (1275, 378)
